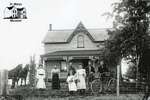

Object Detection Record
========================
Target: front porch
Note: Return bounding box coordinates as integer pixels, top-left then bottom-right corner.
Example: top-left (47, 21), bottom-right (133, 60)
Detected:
top-left (41, 50), bottom-right (103, 82)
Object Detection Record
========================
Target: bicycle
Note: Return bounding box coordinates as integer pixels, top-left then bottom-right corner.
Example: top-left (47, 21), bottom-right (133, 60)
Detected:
top-left (90, 72), bottom-right (117, 95)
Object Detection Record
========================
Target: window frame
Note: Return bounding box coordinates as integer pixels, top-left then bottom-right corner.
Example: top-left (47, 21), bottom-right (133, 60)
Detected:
top-left (77, 35), bottom-right (84, 48)
top-left (60, 61), bottom-right (67, 72)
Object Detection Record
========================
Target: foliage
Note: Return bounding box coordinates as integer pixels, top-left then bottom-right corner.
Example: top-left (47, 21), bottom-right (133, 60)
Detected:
top-left (103, 0), bottom-right (150, 70)
top-left (29, 56), bottom-right (36, 87)
top-left (125, 62), bottom-right (137, 79)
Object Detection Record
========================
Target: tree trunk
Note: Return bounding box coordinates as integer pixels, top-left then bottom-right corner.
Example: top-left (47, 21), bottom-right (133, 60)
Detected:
top-left (0, 70), bottom-right (8, 97)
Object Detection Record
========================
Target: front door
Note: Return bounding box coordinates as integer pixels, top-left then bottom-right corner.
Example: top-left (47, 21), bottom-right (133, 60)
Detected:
top-left (71, 59), bottom-right (89, 70)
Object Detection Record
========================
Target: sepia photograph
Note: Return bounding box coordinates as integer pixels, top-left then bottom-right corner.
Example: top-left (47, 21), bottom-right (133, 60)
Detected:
top-left (0, 0), bottom-right (150, 100)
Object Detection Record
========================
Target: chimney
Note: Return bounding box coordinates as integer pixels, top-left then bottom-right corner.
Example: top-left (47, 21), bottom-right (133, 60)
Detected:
top-left (49, 24), bottom-right (52, 31)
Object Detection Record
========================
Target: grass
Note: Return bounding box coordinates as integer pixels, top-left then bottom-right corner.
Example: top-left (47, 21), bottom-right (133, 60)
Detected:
top-left (7, 81), bottom-right (146, 100)
top-left (8, 86), bottom-right (144, 100)
top-left (24, 94), bottom-right (143, 100)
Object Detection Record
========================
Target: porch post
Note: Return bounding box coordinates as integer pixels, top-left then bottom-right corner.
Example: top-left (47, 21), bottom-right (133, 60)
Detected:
top-left (66, 56), bottom-right (69, 71)
top-left (42, 58), bottom-right (48, 82)
top-left (63, 56), bottom-right (69, 71)
top-left (67, 56), bottom-right (73, 70)
top-left (42, 59), bottom-right (45, 68)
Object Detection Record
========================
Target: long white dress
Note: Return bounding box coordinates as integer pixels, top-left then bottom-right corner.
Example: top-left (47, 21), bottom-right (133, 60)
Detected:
top-left (36, 68), bottom-right (46, 89)
top-left (75, 69), bottom-right (86, 89)
top-left (66, 75), bottom-right (77, 91)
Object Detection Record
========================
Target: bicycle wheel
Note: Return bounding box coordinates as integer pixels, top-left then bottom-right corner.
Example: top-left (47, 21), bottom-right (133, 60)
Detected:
top-left (107, 78), bottom-right (117, 93)
top-left (91, 79), bottom-right (102, 95)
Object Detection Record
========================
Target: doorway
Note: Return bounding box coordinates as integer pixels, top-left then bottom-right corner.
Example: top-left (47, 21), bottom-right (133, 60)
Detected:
top-left (71, 59), bottom-right (89, 70)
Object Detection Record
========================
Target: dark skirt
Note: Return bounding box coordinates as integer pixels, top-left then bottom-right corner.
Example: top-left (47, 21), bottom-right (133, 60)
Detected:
top-left (88, 73), bottom-right (95, 82)
top-left (52, 73), bottom-right (60, 89)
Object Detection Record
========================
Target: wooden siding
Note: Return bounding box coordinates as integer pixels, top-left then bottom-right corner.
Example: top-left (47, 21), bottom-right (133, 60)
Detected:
top-left (44, 32), bottom-right (102, 54)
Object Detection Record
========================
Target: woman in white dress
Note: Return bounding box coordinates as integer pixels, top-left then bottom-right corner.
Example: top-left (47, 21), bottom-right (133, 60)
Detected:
top-left (36, 65), bottom-right (46, 89)
top-left (66, 70), bottom-right (77, 95)
top-left (75, 64), bottom-right (86, 95)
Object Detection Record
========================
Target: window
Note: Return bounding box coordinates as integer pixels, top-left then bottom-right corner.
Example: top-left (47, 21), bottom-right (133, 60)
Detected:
top-left (60, 61), bottom-right (67, 72)
top-left (13, 10), bottom-right (16, 13)
top-left (77, 35), bottom-right (84, 48)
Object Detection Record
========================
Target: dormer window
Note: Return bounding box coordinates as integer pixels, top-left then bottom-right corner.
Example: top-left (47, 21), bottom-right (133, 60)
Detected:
top-left (77, 35), bottom-right (84, 48)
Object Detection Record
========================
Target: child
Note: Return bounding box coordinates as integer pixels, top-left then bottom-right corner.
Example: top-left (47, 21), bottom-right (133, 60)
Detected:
top-left (66, 70), bottom-right (77, 96)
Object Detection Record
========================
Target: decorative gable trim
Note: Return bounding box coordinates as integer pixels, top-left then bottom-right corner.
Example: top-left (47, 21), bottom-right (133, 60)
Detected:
top-left (67, 22), bottom-right (95, 43)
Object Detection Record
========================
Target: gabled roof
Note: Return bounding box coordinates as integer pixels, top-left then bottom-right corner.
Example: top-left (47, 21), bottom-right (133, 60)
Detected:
top-left (67, 22), bottom-right (95, 42)
top-left (7, 6), bottom-right (14, 10)
top-left (43, 22), bottom-right (111, 44)
top-left (17, 8), bottom-right (25, 11)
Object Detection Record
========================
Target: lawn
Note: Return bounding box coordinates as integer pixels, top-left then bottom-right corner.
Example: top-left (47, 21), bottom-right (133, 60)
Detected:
top-left (23, 94), bottom-right (143, 100)
top-left (7, 86), bottom-right (144, 100)
top-left (7, 81), bottom-right (146, 100)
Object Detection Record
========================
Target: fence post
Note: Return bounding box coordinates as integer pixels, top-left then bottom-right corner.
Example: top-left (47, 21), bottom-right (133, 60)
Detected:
top-left (0, 70), bottom-right (8, 97)
top-left (117, 65), bottom-right (120, 96)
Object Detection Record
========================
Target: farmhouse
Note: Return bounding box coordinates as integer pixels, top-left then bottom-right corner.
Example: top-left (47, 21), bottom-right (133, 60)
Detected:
top-left (41, 22), bottom-right (111, 82)
top-left (4, 5), bottom-right (27, 19)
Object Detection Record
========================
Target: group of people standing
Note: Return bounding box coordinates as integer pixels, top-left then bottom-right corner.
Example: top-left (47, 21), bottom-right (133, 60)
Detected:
top-left (36, 60), bottom-right (109, 96)
top-left (49, 62), bottom-right (87, 95)
top-left (36, 64), bottom-right (61, 90)
top-left (67, 62), bottom-right (86, 95)
top-left (66, 61), bottom-right (108, 96)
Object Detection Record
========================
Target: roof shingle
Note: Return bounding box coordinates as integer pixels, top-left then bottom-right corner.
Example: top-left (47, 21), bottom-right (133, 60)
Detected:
top-left (43, 28), bottom-right (111, 43)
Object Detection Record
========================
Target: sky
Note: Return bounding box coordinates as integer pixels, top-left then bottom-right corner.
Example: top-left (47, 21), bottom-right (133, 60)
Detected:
top-left (0, 0), bottom-right (128, 72)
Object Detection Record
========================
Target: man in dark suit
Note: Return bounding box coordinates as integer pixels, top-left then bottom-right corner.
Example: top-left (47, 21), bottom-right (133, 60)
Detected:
top-left (98, 61), bottom-right (109, 83)
top-left (98, 61), bottom-right (109, 75)
top-left (86, 61), bottom-right (95, 89)
top-left (98, 60), bottom-right (109, 92)
top-left (68, 62), bottom-right (76, 75)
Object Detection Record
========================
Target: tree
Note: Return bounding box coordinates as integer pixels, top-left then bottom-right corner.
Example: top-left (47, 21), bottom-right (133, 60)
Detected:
top-left (29, 55), bottom-right (36, 87)
top-left (103, 0), bottom-right (150, 93)
top-left (125, 62), bottom-right (137, 79)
